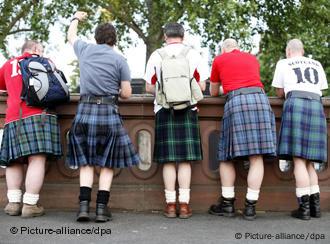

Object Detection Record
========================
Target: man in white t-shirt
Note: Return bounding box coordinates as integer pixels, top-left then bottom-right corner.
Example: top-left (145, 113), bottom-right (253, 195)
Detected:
top-left (144, 23), bottom-right (208, 219)
top-left (272, 39), bottom-right (328, 220)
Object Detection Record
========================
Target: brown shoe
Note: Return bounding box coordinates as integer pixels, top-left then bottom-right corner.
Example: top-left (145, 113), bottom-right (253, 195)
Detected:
top-left (179, 203), bottom-right (192, 219)
top-left (164, 203), bottom-right (177, 218)
top-left (21, 204), bottom-right (45, 218)
top-left (4, 202), bottom-right (21, 216)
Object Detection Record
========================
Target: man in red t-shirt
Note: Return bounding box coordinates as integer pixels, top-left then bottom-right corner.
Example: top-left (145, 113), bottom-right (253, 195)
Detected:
top-left (0, 40), bottom-right (62, 218)
top-left (208, 39), bottom-right (276, 220)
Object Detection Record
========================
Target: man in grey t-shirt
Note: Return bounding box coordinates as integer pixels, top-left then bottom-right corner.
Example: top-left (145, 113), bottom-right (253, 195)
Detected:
top-left (66, 11), bottom-right (139, 223)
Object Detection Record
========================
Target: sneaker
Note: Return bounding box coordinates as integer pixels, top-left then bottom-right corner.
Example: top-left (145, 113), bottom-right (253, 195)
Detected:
top-left (4, 202), bottom-right (21, 216)
top-left (21, 204), bottom-right (45, 218)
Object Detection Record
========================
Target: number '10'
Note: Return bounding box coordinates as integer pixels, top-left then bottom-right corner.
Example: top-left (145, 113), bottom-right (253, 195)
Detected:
top-left (293, 67), bottom-right (319, 84)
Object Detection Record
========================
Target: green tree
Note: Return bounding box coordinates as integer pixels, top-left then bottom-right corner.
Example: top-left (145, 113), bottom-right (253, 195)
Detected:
top-left (0, 0), bottom-right (64, 56)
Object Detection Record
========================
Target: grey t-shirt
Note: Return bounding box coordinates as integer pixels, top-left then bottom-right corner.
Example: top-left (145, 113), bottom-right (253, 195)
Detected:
top-left (73, 39), bottom-right (131, 95)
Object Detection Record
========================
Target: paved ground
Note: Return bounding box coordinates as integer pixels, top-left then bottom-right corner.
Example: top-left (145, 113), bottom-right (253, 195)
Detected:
top-left (0, 210), bottom-right (329, 244)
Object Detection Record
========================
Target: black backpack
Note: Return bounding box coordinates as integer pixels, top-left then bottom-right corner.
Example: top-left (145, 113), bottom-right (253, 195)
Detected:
top-left (19, 56), bottom-right (70, 108)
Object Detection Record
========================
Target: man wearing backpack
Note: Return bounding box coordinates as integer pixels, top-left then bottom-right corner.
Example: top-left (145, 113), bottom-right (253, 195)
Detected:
top-left (144, 23), bottom-right (207, 218)
top-left (0, 40), bottom-right (62, 218)
top-left (208, 39), bottom-right (276, 220)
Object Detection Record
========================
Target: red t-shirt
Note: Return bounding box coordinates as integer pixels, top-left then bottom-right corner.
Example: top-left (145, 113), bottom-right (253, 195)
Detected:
top-left (0, 52), bottom-right (43, 124)
top-left (210, 49), bottom-right (263, 94)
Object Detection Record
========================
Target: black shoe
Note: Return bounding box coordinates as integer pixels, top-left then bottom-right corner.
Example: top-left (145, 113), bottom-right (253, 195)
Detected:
top-left (291, 195), bottom-right (311, 220)
top-left (76, 200), bottom-right (90, 222)
top-left (95, 203), bottom-right (112, 222)
top-left (243, 199), bottom-right (257, 221)
top-left (310, 193), bottom-right (321, 218)
top-left (208, 197), bottom-right (235, 217)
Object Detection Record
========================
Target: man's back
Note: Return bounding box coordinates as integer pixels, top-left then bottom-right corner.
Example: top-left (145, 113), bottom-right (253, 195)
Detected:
top-left (73, 40), bottom-right (130, 96)
top-left (210, 49), bottom-right (262, 94)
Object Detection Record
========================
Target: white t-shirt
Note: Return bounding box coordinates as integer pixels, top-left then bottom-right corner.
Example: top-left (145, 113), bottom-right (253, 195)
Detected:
top-left (272, 56), bottom-right (328, 96)
top-left (144, 43), bottom-right (209, 113)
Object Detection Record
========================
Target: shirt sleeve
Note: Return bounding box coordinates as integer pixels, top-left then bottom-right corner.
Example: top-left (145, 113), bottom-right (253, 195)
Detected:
top-left (144, 51), bottom-right (159, 85)
top-left (318, 63), bottom-right (328, 90)
top-left (189, 49), bottom-right (209, 82)
top-left (119, 58), bottom-right (131, 82)
top-left (271, 60), bottom-right (285, 88)
top-left (73, 39), bottom-right (89, 58)
top-left (210, 58), bottom-right (220, 83)
top-left (0, 63), bottom-right (6, 90)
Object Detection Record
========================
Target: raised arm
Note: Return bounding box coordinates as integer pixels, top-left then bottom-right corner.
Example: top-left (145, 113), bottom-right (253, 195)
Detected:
top-left (67, 11), bottom-right (88, 45)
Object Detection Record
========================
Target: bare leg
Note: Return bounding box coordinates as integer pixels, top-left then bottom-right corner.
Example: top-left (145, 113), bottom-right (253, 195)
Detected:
top-left (6, 162), bottom-right (24, 190)
top-left (247, 155), bottom-right (264, 190)
top-left (99, 167), bottom-right (114, 191)
top-left (178, 162), bottom-right (191, 189)
top-left (80, 165), bottom-right (94, 188)
top-left (307, 161), bottom-right (318, 186)
top-left (293, 157), bottom-right (310, 188)
top-left (25, 154), bottom-right (46, 194)
top-left (219, 161), bottom-right (236, 187)
top-left (163, 163), bottom-right (176, 191)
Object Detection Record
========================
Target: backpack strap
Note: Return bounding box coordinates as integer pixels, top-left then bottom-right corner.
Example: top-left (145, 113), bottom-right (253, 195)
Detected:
top-left (157, 48), bottom-right (170, 60)
top-left (178, 45), bottom-right (191, 58)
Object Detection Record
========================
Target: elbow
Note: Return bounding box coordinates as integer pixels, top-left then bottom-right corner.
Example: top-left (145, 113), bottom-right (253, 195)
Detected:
top-left (120, 88), bottom-right (132, 99)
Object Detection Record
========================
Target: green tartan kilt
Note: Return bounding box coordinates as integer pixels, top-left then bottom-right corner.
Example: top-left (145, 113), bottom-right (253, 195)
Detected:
top-left (154, 108), bottom-right (202, 164)
top-left (0, 115), bottom-right (62, 166)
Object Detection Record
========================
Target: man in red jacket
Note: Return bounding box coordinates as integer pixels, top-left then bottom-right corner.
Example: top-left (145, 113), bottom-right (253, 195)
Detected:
top-left (0, 40), bottom-right (62, 218)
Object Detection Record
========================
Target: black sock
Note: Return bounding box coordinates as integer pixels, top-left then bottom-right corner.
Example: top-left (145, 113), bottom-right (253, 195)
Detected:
top-left (96, 190), bottom-right (110, 205)
top-left (79, 186), bottom-right (92, 202)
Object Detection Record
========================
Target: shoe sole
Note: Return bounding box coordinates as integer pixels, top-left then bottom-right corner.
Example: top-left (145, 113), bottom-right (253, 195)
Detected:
top-left (95, 215), bottom-right (112, 222)
top-left (208, 210), bottom-right (235, 217)
top-left (292, 215), bottom-right (311, 220)
top-left (76, 212), bottom-right (91, 222)
top-left (243, 215), bottom-right (256, 221)
top-left (179, 214), bottom-right (192, 219)
top-left (5, 210), bottom-right (21, 216)
top-left (311, 213), bottom-right (321, 218)
top-left (164, 213), bottom-right (177, 218)
top-left (21, 212), bottom-right (45, 218)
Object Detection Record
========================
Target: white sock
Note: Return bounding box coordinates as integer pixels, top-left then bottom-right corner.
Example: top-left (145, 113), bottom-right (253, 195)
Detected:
top-left (310, 185), bottom-right (320, 195)
top-left (296, 187), bottom-right (310, 197)
top-left (246, 188), bottom-right (260, 201)
top-left (221, 186), bottom-right (235, 199)
top-left (178, 188), bottom-right (190, 203)
top-left (7, 189), bottom-right (22, 203)
top-left (164, 190), bottom-right (176, 203)
top-left (23, 193), bottom-right (39, 205)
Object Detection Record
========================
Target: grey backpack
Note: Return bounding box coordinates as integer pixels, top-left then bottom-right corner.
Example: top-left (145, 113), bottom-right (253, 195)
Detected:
top-left (157, 46), bottom-right (195, 110)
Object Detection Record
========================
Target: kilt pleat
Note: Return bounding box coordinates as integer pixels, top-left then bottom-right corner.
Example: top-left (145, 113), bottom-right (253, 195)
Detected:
top-left (0, 115), bottom-right (62, 166)
top-left (154, 108), bottom-right (202, 163)
top-left (218, 93), bottom-right (276, 161)
top-left (278, 97), bottom-right (327, 163)
top-left (66, 103), bottom-right (140, 169)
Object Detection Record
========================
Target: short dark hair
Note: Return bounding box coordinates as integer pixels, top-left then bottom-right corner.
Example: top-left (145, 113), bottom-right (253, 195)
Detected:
top-left (163, 23), bottom-right (184, 38)
top-left (21, 40), bottom-right (41, 54)
top-left (94, 23), bottom-right (117, 46)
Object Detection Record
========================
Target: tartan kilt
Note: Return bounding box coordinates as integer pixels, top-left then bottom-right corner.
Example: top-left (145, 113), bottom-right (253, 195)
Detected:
top-left (218, 93), bottom-right (277, 161)
top-left (0, 114), bottom-right (62, 167)
top-left (154, 108), bottom-right (202, 163)
top-left (278, 97), bottom-right (327, 163)
top-left (66, 103), bottom-right (140, 169)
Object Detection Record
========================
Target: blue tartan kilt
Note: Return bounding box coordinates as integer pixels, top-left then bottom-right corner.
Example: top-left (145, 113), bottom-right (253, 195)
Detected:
top-left (278, 97), bottom-right (327, 163)
top-left (66, 103), bottom-right (140, 169)
top-left (218, 93), bottom-right (277, 161)
top-left (0, 114), bottom-right (62, 167)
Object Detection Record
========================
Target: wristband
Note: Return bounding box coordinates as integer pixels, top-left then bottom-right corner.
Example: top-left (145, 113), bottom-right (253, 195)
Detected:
top-left (71, 17), bottom-right (80, 22)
